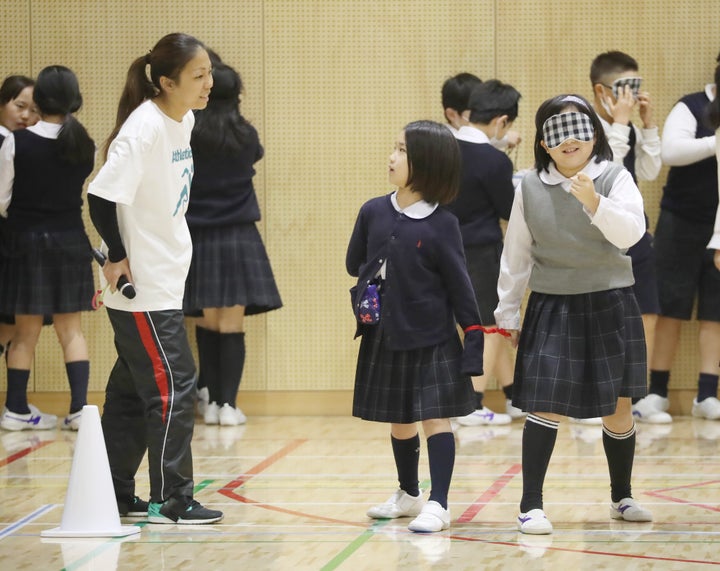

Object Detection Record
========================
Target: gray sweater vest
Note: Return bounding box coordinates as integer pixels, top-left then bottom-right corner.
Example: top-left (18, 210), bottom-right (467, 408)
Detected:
top-left (522, 163), bottom-right (634, 295)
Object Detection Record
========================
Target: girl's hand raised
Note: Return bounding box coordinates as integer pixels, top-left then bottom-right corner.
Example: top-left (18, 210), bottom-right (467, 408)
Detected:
top-left (569, 172), bottom-right (600, 215)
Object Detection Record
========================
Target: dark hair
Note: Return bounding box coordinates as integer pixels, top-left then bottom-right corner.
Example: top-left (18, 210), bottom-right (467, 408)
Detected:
top-left (533, 94), bottom-right (612, 173)
top-left (590, 51), bottom-right (639, 85)
top-left (0, 75), bottom-right (34, 105)
top-left (404, 120), bottom-right (460, 205)
top-left (191, 62), bottom-right (256, 156)
top-left (441, 72), bottom-right (482, 112)
top-left (709, 62), bottom-right (720, 130)
top-left (104, 32), bottom-right (206, 158)
top-left (34, 66), bottom-right (94, 165)
top-left (468, 79), bottom-right (521, 124)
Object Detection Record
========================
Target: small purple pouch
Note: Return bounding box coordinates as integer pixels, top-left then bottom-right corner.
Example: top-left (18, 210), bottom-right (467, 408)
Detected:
top-left (357, 283), bottom-right (381, 325)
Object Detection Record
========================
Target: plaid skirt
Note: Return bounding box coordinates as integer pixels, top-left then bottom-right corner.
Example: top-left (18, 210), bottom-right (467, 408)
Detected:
top-left (0, 229), bottom-right (94, 314)
top-left (513, 287), bottom-right (647, 418)
top-left (353, 323), bottom-right (475, 423)
top-left (184, 224), bottom-right (283, 315)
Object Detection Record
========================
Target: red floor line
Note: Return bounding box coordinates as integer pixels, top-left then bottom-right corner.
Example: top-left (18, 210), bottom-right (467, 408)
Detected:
top-left (456, 463), bottom-right (522, 523)
top-left (644, 478), bottom-right (720, 513)
top-left (0, 440), bottom-right (53, 468)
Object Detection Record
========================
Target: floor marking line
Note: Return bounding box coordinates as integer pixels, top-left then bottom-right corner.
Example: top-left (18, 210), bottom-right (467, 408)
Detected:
top-left (456, 463), bottom-right (521, 523)
top-left (0, 439), bottom-right (54, 467)
top-left (319, 520), bottom-right (390, 571)
top-left (0, 503), bottom-right (55, 541)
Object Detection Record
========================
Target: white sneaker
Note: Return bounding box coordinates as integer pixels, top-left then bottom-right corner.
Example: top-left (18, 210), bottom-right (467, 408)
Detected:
top-left (456, 407), bottom-right (511, 426)
top-left (367, 489), bottom-right (424, 519)
top-left (1, 404), bottom-right (57, 431)
top-left (61, 410), bottom-right (82, 431)
top-left (610, 497), bottom-right (653, 522)
top-left (570, 417), bottom-right (603, 425)
top-left (219, 403), bottom-right (247, 426)
top-left (407, 500), bottom-right (450, 532)
top-left (692, 397), bottom-right (720, 420)
top-left (632, 394), bottom-right (672, 424)
top-left (505, 399), bottom-right (527, 419)
top-left (204, 402), bottom-right (220, 425)
top-left (196, 386), bottom-right (209, 416)
top-left (517, 508), bottom-right (553, 535)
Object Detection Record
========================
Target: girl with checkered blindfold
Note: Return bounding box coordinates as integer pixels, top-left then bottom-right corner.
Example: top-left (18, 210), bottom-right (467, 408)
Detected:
top-left (494, 93), bottom-right (651, 535)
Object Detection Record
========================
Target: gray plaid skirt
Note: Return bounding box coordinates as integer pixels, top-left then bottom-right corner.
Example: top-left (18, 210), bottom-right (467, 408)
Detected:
top-left (0, 229), bottom-right (94, 314)
top-left (184, 224), bottom-right (282, 316)
top-left (512, 287), bottom-right (647, 418)
top-left (353, 324), bottom-right (475, 423)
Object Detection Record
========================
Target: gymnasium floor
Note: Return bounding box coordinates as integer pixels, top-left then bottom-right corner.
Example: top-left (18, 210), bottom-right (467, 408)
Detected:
top-left (1, 413), bottom-right (719, 570)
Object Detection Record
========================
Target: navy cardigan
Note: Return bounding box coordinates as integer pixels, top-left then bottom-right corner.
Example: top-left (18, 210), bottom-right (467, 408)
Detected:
top-left (346, 194), bottom-right (484, 374)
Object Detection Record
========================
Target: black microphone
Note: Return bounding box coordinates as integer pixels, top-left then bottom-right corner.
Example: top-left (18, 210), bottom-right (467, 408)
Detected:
top-left (92, 248), bottom-right (136, 299)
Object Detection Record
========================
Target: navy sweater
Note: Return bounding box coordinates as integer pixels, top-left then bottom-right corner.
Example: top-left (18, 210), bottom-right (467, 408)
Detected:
top-left (9, 129), bottom-right (93, 231)
top-left (661, 92), bottom-right (719, 224)
top-left (445, 141), bottom-right (515, 247)
top-left (346, 194), bottom-right (483, 363)
top-left (185, 125), bottom-right (264, 228)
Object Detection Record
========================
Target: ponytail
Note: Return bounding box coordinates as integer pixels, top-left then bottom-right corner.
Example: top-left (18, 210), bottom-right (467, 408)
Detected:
top-left (103, 56), bottom-right (156, 159)
top-left (33, 65), bottom-right (95, 165)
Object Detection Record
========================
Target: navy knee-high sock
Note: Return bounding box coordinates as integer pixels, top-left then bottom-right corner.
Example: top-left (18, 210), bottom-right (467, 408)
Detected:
top-left (427, 432), bottom-right (455, 510)
top-left (520, 414), bottom-right (559, 513)
top-left (65, 360), bottom-right (89, 413)
top-left (697, 373), bottom-right (719, 403)
top-left (197, 328), bottom-right (221, 404)
top-left (5, 368), bottom-right (31, 414)
top-left (602, 424), bottom-right (636, 502)
top-left (219, 332), bottom-right (245, 407)
top-left (391, 434), bottom-right (420, 497)
top-left (195, 326), bottom-right (207, 390)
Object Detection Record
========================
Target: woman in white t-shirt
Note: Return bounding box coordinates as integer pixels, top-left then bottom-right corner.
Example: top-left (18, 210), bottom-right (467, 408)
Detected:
top-left (87, 33), bottom-right (222, 525)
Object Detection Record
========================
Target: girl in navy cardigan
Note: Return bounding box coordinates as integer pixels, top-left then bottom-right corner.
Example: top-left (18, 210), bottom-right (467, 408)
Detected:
top-left (346, 120), bottom-right (483, 533)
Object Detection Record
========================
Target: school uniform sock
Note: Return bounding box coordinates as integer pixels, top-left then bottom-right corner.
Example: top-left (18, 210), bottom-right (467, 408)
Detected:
top-left (195, 326), bottom-right (207, 391)
top-left (5, 368), bottom-right (31, 414)
top-left (65, 360), bottom-right (89, 414)
top-left (197, 327), bottom-right (221, 404)
top-left (520, 414), bottom-right (559, 513)
top-left (218, 332), bottom-right (245, 407)
top-left (648, 370), bottom-right (670, 398)
top-left (696, 373), bottom-right (719, 403)
top-left (474, 391), bottom-right (484, 410)
top-left (426, 432), bottom-right (455, 510)
top-left (502, 384), bottom-right (513, 400)
top-left (602, 423), bottom-right (636, 502)
top-left (391, 434), bottom-right (420, 497)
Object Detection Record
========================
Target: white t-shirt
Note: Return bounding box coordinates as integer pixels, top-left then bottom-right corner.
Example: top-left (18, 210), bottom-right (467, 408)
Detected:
top-left (88, 100), bottom-right (195, 311)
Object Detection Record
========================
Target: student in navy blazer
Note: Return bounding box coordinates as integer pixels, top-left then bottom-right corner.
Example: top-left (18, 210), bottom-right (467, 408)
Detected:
top-left (347, 120), bottom-right (483, 533)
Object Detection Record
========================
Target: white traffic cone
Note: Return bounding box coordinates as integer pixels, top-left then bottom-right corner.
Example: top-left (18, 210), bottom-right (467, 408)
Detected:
top-left (42, 405), bottom-right (140, 538)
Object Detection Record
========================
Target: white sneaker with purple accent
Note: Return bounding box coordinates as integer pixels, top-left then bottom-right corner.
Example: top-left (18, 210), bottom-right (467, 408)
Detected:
top-left (457, 407), bottom-right (511, 426)
top-left (517, 508), bottom-right (553, 534)
top-left (610, 497), bottom-right (653, 522)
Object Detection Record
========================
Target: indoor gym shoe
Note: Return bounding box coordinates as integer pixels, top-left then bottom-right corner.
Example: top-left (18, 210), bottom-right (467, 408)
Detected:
top-left (407, 500), bottom-right (451, 533)
top-left (61, 410), bottom-right (82, 431)
top-left (610, 497), bottom-right (653, 522)
top-left (367, 489), bottom-right (424, 519)
top-left (196, 386), bottom-right (209, 416)
top-left (570, 417), bottom-right (603, 425)
top-left (204, 402), bottom-right (220, 425)
top-left (632, 394), bottom-right (672, 424)
top-left (117, 496), bottom-right (149, 518)
top-left (219, 403), bottom-right (247, 426)
top-left (506, 399), bottom-right (527, 419)
top-left (691, 397), bottom-right (720, 420)
top-left (1, 404), bottom-right (57, 431)
top-left (517, 508), bottom-right (553, 535)
top-left (148, 497), bottom-right (223, 524)
top-left (456, 407), bottom-right (511, 426)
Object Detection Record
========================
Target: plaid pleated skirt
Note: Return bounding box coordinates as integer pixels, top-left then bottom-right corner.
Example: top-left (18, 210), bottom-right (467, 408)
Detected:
top-left (0, 229), bottom-right (94, 314)
top-left (353, 323), bottom-right (475, 423)
top-left (512, 287), bottom-right (647, 418)
top-left (184, 224), bottom-right (283, 315)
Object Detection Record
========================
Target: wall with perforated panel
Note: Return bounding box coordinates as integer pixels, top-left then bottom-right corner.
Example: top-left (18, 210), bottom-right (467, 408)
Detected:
top-left (0, 1), bottom-right (718, 400)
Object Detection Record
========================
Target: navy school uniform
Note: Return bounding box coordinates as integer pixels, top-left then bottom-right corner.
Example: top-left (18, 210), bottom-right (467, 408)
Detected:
top-left (0, 128), bottom-right (94, 315)
top-left (346, 193), bottom-right (483, 423)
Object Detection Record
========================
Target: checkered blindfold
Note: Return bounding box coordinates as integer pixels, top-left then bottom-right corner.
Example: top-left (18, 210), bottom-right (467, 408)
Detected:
top-left (611, 76), bottom-right (642, 99)
top-left (542, 112), bottom-right (595, 149)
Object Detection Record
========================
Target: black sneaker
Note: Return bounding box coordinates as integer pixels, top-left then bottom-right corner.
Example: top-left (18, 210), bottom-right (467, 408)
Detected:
top-left (148, 497), bottom-right (223, 524)
top-left (117, 496), bottom-right (149, 518)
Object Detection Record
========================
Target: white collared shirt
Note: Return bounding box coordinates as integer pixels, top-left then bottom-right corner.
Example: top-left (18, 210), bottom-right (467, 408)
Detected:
top-left (661, 84), bottom-right (717, 166)
top-left (708, 128), bottom-right (720, 250)
top-left (494, 159), bottom-right (644, 329)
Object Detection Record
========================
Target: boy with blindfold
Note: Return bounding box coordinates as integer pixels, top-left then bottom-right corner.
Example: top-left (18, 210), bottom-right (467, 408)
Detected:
top-left (589, 51), bottom-right (664, 426)
top-left (495, 94), bottom-right (652, 534)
